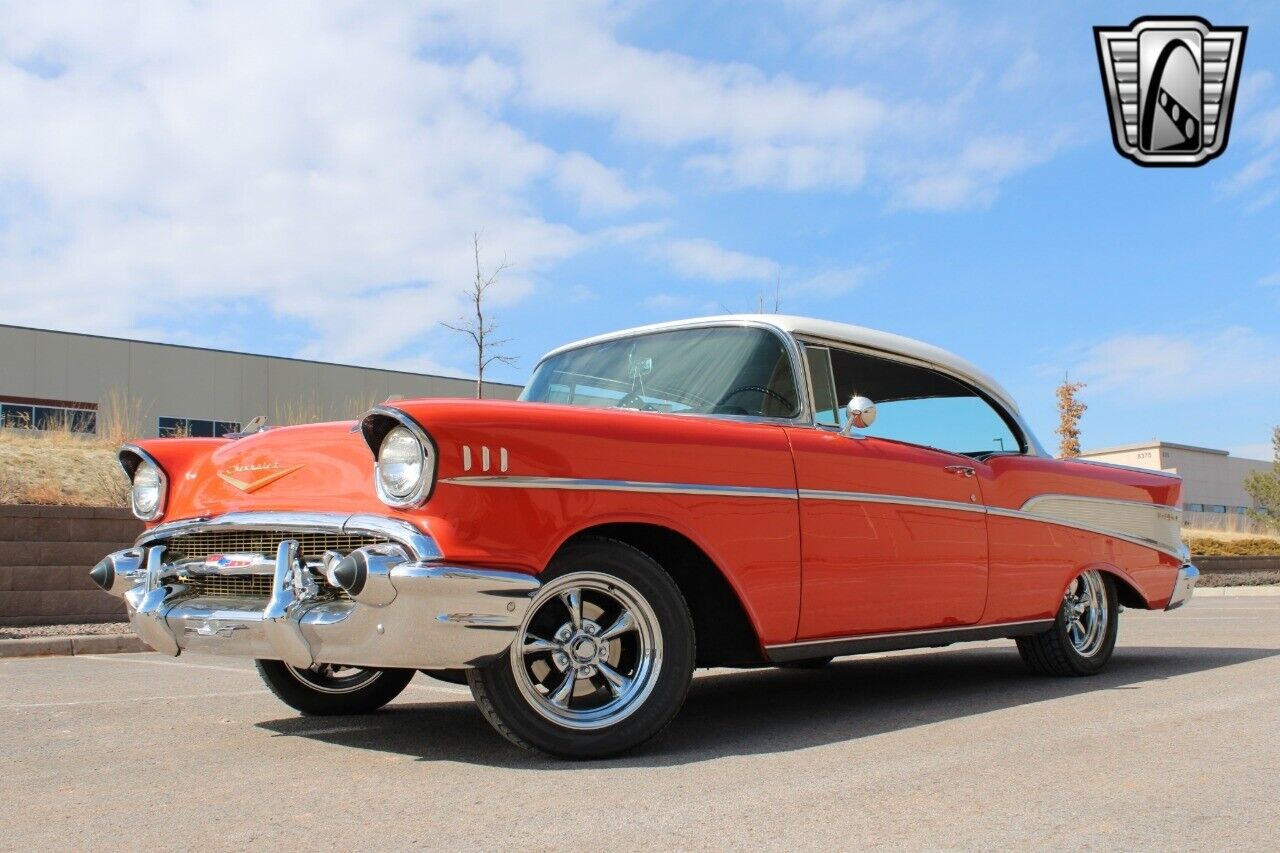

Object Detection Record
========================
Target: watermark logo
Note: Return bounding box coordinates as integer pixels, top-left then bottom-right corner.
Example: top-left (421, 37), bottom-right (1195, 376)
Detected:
top-left (1094, 16), bottom-right (1246, 166)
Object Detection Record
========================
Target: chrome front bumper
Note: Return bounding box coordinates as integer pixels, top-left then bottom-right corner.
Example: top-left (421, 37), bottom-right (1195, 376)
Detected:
top-left (93, 514), bottom-right (539, 670)
top-left (1165, 563), bottom-right (1200, 611)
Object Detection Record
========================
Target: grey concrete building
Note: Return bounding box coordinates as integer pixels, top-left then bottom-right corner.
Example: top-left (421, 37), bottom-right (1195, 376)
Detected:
top-left (0, 323), bottom-right (521, 438)
top-left (1079, 440), bottom-right (1272, 532)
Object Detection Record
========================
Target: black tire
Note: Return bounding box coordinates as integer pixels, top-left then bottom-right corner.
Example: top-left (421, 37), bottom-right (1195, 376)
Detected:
top-left (255, 660), bottom-right (414, 715)
top-left (778, 656), bottom-right (834, 669)
top-left (1017, 570), bottom-right (1119, 677)
top-left (467, 537), bottom-right (696, 759)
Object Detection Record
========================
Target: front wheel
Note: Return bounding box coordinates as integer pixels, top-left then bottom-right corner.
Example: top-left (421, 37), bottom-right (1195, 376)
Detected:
top-left (1016, 570), bottom-right (1118, 676)
top-left (255, 660), bottom-right (414, 715)
top-left (467, 537), bottom-right (695, 759)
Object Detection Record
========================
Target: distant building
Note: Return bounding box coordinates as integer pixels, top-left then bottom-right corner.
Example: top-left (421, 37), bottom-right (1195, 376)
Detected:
top-left (1079, 440), bottom-right (1270, 525)
top-left (0, 323), bottom-right (521, 439)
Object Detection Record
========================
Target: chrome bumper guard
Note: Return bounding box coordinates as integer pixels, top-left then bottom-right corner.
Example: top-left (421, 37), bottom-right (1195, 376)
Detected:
top-left (95, 523), bottom-right (539, 670)
top-left (1165, 563), bottom-right (1199, 611)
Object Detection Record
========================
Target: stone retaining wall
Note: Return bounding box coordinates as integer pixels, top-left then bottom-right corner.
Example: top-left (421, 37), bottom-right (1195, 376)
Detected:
top-left (1194, 556), bottom-right (1280, 573)
top-left (0, 505), bottom-right (141, 626)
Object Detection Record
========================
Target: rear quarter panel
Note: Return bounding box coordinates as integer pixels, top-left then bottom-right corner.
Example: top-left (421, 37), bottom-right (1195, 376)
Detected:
top-left (979, 455), bottom-right (1183, 616)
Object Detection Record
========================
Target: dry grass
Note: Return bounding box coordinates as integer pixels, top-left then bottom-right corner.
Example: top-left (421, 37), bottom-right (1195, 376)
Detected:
top-left (271, 394), bottom-right (382, 426)
top-left (1182, 511), bottom-right (1274, 537)
top-left (0, 429), bottom-right (128, 508)
top-left (0, 391), bottom-right (386, 508)
top-left (1185, 534), bottom-right (1280, 557)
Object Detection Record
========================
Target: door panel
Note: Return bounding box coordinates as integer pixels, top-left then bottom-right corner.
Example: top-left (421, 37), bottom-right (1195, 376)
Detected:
top-left (787, 428), bottom-right (989, 639)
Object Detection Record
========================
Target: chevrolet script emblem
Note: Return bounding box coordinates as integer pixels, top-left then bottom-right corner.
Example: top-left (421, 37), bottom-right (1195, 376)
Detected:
top-left (218, 462), bottom-right (305, 493)
top-left (1095, 16), bottom-right (1246, 167)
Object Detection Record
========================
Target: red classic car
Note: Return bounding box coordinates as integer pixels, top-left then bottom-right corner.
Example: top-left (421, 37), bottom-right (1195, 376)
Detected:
top-left (92, 316), bottom-right (1197, 758)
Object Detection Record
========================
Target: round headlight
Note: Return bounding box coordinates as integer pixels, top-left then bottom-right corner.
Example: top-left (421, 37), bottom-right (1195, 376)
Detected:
top-left (131, 461), bottom-right (163, 518)
top-left (378, 426), bottom-right (426, 500)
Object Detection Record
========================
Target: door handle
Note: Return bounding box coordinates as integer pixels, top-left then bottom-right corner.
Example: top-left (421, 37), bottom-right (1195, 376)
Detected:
top-left (944, 465), bottom-right (976, 478)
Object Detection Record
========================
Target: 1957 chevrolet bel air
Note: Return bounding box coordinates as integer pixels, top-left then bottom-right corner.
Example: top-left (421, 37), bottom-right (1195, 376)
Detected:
top-left (92, 316), bottom-right (1198, 758)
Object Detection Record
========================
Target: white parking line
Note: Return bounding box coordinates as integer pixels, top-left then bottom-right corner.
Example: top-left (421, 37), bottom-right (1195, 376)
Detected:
top-left (5, 689), bottom-right (268, 709)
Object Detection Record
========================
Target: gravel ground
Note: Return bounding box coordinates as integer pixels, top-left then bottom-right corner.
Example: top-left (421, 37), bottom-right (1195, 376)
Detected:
top-left (1199, 572), bottom-right (1280, 587)
top-left (0, 622), bottom-right (131, 640)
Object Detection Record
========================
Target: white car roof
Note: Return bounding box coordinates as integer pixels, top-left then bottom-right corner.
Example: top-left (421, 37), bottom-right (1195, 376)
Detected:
top-left (542, 314), bottom-right (1021, 413)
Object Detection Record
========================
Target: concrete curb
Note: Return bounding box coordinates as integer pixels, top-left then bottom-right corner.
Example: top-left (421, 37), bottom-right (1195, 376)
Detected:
top-left (0, 634), bottom-right (149, 658)
top-left (1194, 586), bottom-right (1280, 597)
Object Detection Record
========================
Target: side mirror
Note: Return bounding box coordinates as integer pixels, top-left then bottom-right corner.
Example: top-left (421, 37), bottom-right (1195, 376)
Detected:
top-left (840, 395), bottom-right (877, 436)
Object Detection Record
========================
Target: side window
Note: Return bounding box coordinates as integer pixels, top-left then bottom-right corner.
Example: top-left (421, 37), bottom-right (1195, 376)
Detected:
top-left (804, 345), bottom-right (840, 427)
top-left (827, 347), bottom-right (1022, 457)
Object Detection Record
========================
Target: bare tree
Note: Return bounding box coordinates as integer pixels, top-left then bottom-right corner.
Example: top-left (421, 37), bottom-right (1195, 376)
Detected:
top-left (441, 233), bottom-right (517, 399)
top-left (1054, 374), bottom-right (1088, 458)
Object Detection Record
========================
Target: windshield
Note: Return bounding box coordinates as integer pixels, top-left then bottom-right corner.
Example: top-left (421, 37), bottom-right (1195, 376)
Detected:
top-left (521, 326), bottom-right (801, 419)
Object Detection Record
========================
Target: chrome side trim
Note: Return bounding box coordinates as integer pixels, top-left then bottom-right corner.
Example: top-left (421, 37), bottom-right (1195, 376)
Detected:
top-left (1073, 458), bottom-right (1181, 480)
top-left (767, 618), bottom-right (1054, 662)
top-left (135, 511), bottom-right (442, 562)
top-left (440, 475), bottom-right (800, 500)
top-left (990, 493), bottom-right (1184, 560)
top-left (798, 489), bottom-right (985, 514)
top-left (438, 477), bottom-right (1186, 559)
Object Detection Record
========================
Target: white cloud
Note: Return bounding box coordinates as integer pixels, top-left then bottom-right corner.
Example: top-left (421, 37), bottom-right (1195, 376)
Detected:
top-left (892, 135), bottom-right (1052, 211)
top-left (642, 293), bottom-right (690, 310)
top-left (554, 151), bottom-right (663, 213)
top-left (659, 238), bottom-right (779, 283)
top-left (788, 262), bottom-right (884, 297)
top-left (1070, 327), bottom-right (1280, 403)
top-left (0, 2), bottom-right (588, 368)
top-left (438, 0), bottom-right (1050, 207)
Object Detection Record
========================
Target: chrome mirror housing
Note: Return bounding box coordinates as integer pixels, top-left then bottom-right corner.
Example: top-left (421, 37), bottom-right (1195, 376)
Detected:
top-left (840, 395), bottom-right (877, 436)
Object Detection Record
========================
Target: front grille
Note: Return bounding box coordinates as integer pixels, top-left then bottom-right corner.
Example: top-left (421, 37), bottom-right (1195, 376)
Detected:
top-left (176, 572), bottom-right (276, 599)
top-left (162, 530), bottom-right (388, 562)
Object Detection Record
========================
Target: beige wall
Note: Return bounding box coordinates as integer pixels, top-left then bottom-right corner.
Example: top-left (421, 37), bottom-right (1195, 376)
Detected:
top-left (0, 324), bottom-right (521, 438)
top-left (1079, 441), bottom-right (1270, 513)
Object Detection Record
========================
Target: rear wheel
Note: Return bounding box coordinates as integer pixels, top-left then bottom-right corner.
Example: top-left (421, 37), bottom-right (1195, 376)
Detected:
top-left (467, 537), bottom-right (695, 759)
top-left (1017, 570), bottom-right (1118, 676)
top-left (255, 660), bottom-right (414, 715)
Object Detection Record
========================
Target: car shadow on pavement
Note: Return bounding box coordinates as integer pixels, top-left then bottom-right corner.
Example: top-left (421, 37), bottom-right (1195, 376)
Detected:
top-left (254, 644), bottom-right (1278, 769)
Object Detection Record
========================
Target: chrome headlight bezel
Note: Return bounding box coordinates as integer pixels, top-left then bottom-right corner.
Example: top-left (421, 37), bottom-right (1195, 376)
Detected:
top-left (119, 445), bottom-right (167, 522)
top-left (370, 413), bottom-right (436, 509)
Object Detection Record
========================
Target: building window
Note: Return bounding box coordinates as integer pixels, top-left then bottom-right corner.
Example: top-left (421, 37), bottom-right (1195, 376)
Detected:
top-left (158, 417), bottom-right (240, 438)
top-left (0, 398), bottom-right (97, 434)
top-left (1184, 503), bottom-right (1204, 512)
top-left (1209, 505), bottom-right (1227, 514)
top-left (1234, 506), bottom-right (1250, 515)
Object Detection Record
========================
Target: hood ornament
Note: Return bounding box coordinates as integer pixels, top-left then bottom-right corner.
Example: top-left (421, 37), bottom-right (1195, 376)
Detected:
top-left (218, 462), bottom-right (305, 493)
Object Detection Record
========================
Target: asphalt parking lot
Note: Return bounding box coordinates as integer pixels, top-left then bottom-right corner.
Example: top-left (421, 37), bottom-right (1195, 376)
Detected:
top-left (3, 597), bottom-right (1278, 851)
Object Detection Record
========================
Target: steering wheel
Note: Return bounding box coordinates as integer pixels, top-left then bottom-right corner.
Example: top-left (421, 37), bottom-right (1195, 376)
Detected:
top-left (616, 392), bottom-right (655, 411)
top-left (714, 385), bottom-right (793, 412)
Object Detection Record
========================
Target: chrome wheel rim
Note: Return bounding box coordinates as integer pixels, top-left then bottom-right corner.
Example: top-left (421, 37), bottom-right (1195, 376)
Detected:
top-left (1062, 570), bottom-right (1108, 658)
top-left (511, 572), bottom-right (663, 730)
top-left (284, 663), bottom-right (383, 694)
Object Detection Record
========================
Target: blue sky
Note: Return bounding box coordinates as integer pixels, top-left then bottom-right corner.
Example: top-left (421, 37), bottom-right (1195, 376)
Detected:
top-left (1, 1), bottom-right (1277, 458)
